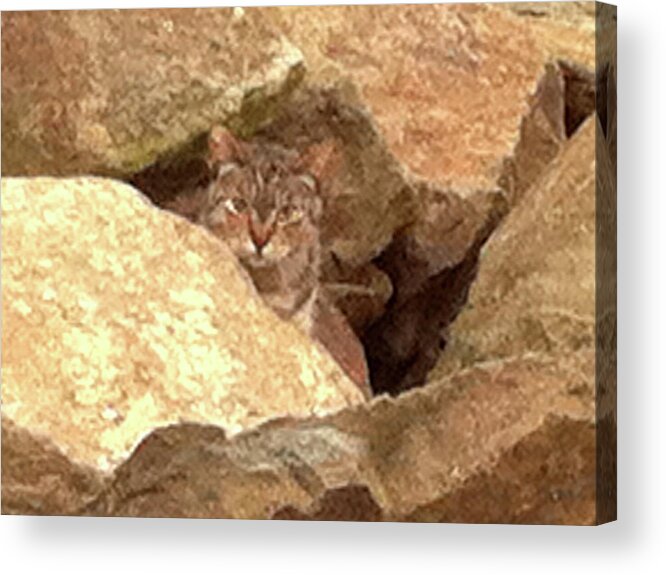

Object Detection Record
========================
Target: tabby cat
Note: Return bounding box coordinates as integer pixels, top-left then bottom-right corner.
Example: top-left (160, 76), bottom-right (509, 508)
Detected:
top-left (165, 126), bottom-right (370, 396)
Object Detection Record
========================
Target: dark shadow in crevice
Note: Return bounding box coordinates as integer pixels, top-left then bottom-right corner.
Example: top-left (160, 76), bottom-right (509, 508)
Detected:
top-left (127, 132), bottom-right (211, 208)
top-left (558, 60), bottom-right (596, 138)
top-left (363, 201), bottom-right (502, 397)
top-left (363, 245), bottom-right (481, 396)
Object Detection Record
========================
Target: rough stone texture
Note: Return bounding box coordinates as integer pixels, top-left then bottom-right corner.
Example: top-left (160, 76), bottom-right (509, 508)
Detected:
top-left (1, 4), bottom-right (597, 399)
top-left (1, 8), bottom-right (304, 177)
top-left (2, 4), bottom-right (594, 190)
top-left (268, 2), bottom-right (595, 191)
top-left (84, 352), bottom-right (595, 523)
top-left (1, 177), bottom-right (365, 474)
top-left (1, 419), bottom-right (105, 515)
top-left (402, 414), bottom-right (595, 524)
top-left (506, 62), bottom-right (567, 205)
top-left (432, 117), bottom-right (597, 379)
top-left (1, 4), bottom-right (611, 524)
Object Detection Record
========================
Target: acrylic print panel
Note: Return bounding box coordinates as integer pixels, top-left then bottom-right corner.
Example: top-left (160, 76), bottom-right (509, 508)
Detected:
top-left (1, 2), bottom-right (616, 524)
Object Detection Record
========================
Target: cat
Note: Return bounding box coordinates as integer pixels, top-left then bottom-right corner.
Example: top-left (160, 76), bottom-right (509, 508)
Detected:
top-left (164, 126), bottom-right (371, 397)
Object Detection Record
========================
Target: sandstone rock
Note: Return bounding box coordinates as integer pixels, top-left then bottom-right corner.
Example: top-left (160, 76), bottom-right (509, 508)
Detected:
top-left (1, 4), bottom-right (596, 227)
top-left (1, 419), bottom-right (105, 515)
top-left (506, 62), bottom-right (567, 204)
top-left (84, 352), bottom-right (595, 523)
top-left (1, 8), bottom-right (304, 178)
top-left (1, 177), bottom-right (365, 474)
top-left (269, 2), bottom-right (595, 192)
top-left (432, 117), bottom-right (597, 379)
top-left (402, 414), bottom-right (595, 525)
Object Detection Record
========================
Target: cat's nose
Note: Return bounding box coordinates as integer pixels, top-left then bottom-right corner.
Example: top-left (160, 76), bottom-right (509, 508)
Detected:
top-left (249, 222), bottom-right (273, 255)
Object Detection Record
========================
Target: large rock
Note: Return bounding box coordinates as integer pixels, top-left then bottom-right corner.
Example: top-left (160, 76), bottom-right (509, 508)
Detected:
top-left (353, 60), bottom-right (576, 395)
top-left (2, 4), bottom-right (596, 191)
top-left (83, 352), bottom-right (595, 524)
top-left (1, 177), bottom-right (365, 477)
top-left (1, 8), bottom-right (304, 177)
top-left (268, 2), bottom-right (595, 191)
top-left (432, 117), bottom-right (597, 378)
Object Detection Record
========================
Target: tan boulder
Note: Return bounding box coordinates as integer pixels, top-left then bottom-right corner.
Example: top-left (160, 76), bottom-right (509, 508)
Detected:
top-left (269, 2), bottom-right (595, 191)
top-left (1, 177), bottom-right (365, 476)
top-left (1, 8), bottom-right (304, 177)
top-left (83, 352), bottom-right (595, 524)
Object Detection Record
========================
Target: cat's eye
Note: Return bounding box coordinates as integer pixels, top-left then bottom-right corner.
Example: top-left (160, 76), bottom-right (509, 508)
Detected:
top-left (224, 197), bottom-right (248, 214)
top-left (277, 206), bottom-right (303, 224)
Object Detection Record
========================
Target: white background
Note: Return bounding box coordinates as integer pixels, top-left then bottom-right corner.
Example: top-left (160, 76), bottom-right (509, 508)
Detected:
top-left (1, 0), bottom-right (663, 573)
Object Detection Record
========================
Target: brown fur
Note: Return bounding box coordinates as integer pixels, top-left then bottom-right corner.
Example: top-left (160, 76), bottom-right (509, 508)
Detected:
top-left (164, 127), bottom-right (370, 396)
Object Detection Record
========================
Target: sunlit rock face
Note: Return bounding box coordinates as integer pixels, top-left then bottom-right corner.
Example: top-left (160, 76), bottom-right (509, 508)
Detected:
top-left (1, 177), bottom-right (365, 474)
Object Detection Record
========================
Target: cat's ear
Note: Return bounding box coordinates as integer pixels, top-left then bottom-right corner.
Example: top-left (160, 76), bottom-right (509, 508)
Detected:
top-left (298, 139), bottom-right (342, 183)
top-left (208, 125), bottom-right (242, 168)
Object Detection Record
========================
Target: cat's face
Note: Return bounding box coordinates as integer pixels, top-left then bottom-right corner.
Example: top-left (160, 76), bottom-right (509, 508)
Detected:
top-left (202, 128), bottom-right (324, 271)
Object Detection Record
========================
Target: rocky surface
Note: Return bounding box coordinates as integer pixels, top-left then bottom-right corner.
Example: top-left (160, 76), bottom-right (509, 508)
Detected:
top-left (357, 58), bottom-right (586, 394)
top-left (1, 177), bottom-right (365, 478)
top-left (1, 8), bottom-right (304, 177)
top-left (83, 352), bottom-right (595, 523)
top-left (268, 2), bottom-right (595, 191)
top-left (432, 117), bottom-right (597, 379)
top-left (1, 4), bottom-right (598, 397)
top-left (1, 418), bottom-right (105, 516)
top-left (1, 3), bottom-right (611, 523)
